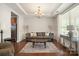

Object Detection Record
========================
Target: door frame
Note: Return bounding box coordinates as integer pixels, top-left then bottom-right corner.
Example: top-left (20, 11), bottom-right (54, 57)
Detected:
top-left (11, 12), bottom-right (18, 42)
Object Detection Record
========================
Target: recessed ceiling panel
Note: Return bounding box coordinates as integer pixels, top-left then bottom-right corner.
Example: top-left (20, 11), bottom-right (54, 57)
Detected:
top-left (20, 3), bottom-right (61, 16)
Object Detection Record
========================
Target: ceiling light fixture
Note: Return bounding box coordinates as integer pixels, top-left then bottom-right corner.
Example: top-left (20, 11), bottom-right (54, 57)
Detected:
top-left (34, 6), bottom-right (44, 18)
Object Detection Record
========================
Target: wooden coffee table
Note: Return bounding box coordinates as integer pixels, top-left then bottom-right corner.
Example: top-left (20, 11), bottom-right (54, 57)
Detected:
top-left (31, 39), bottom-right (48, 48)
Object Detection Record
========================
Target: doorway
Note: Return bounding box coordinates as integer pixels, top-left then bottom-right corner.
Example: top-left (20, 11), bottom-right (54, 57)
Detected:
top-left (11, 12), bottom-right (17, 42)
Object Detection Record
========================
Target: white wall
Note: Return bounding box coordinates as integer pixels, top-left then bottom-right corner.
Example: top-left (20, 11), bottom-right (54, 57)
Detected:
top-left (24, 15), bottom-right (58, 39)
top-left (53, 16), bottom-right (58, 40)
top-left (0, 4), bottom-right (11, 42)
top-left (17, 15), bottom-right (24, 42)
top-left (0, 4), bottom-right (24, 43)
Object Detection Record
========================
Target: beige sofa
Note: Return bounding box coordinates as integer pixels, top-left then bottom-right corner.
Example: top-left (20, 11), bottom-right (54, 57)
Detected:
top-left (0, 43), bottom-right (14, 56)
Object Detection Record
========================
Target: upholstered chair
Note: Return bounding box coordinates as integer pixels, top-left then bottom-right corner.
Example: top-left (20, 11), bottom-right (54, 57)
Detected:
top-left (0, 43), bottom-right (14, 56)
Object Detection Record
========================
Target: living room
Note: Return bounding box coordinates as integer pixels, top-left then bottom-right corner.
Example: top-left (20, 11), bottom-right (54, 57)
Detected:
top-left (0, 3), bottom-right (79, 56)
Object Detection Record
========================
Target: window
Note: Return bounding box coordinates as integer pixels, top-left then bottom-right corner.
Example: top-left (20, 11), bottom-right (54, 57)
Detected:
top-left (59, 5), bottom-right (79, 35)
top-left (59, 11), bottom-right (69, 35)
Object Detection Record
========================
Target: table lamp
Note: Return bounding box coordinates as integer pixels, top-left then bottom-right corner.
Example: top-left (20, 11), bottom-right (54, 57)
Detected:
top-left (67, 25), bottom-right (75, 54)
top-left (67, 25), bottom-right (74, 37)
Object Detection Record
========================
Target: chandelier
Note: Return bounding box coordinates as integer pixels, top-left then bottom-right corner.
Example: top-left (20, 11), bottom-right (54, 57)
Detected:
top-left (34, 6), bottom-right (44, 17)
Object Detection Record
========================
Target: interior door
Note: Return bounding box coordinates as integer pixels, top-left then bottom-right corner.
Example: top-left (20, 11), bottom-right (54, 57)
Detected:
top-left (11, 12), bottom-right (17, 42)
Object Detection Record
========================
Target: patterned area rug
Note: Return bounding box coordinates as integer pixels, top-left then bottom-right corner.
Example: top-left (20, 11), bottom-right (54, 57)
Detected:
top-left (19, 42), bottom-right (63, 53)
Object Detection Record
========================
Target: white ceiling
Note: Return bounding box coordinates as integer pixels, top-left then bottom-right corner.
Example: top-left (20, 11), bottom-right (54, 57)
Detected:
top-left (6, 3), bottom-right (77, 17)
top-left (20, 3), bottom-right (61, 16)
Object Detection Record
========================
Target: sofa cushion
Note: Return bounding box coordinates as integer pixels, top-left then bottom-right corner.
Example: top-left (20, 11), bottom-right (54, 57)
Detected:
top-left (31, 32), bottom-right (36, 36)
top-left (33, 32), bottom-right (36, 36)
top-left (36, 32), bottom-right (45, 36)
top-left (26, 33), bottom-right (30, 37)
top-left (49, 33), bottom-right (54, 38)
top-left (45, 32), bottom-right (49, 36)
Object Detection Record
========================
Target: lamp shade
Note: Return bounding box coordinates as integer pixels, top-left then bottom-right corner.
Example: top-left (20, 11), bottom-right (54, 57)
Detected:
top-left (67, 25), bottom-right (74, 30)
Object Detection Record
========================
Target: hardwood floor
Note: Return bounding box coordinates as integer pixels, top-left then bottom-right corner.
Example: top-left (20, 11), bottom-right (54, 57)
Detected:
top-left (14, 39), bottom-right (78, 56)
top-left (12, 39), bottom-right (27, 55)
top-left (16, 51), bottom-right (65, 56)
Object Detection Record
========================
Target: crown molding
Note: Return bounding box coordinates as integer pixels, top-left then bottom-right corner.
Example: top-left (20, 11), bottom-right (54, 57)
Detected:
top-left (61, 3), bottom-right (79, 14)
top-left (16, 3), bottom-right (28, 15)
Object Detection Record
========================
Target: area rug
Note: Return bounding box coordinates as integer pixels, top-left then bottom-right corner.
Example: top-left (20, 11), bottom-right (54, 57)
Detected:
top-left (19, 42), bottom-right (63, 53)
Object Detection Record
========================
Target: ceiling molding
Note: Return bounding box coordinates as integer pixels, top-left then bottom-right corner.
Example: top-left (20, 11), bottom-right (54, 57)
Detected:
top-left (51, 4), bottom-right (63, 17)
top-left (61, 3), bottom-right (79, 14)
top-left (52, 3), bottom-right (76, 17)
top-left (16, 3), bottom-right (28, 15)
top-left (51, 3), bottom-right (62, 14)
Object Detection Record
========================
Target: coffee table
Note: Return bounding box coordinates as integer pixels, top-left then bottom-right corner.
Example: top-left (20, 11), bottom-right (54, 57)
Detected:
top-left (31, 39), bottom-right (48, 48)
